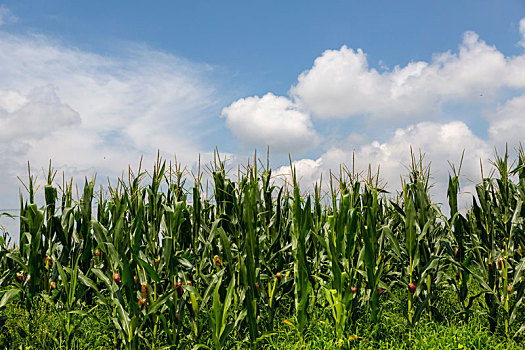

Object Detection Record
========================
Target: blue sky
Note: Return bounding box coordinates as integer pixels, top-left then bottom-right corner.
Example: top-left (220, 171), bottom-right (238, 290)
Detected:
top-left (4, 1), bottom-right (524, 96)
top-left (1, 1), bottom-right (525, 233)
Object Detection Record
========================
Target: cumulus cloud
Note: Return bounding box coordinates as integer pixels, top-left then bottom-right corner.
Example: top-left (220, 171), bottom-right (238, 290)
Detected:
top-left (486, 94), bottom-right (525, 148)
top-left (278, 121), bottom-right (490, 192)
top-left (223, 18), bottom-right (525, 212)
top-left (290, 32), bottom-right (524, 121)
top-left (275, 120), bottom-right (497, 217)
top-left (237, 18), bottom-right (525, 212)
top-left (221, 93), bottom-right (318, 153)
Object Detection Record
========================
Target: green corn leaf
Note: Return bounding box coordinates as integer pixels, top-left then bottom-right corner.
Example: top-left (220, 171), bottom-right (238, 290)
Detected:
top-left (0, 289), bottom-right (20, 309)
top-left (382, 225), bottom-right (402, 260)
top-left (146, 290), bottom-right (176, 316)
top-left (137, 257), bottom-right (161, 283)
top-left (6, 253), bottom-right (28, 271)
top-left (55, 259), bottom-right (70, 299)
top-left (405, 196), bottom-right (417, 267)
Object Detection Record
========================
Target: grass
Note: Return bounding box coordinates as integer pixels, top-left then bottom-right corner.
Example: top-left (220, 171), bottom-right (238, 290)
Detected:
top-left (0, 297), bottom-right (113, 349)
top-left (1, 291), bottom-right (521, 349)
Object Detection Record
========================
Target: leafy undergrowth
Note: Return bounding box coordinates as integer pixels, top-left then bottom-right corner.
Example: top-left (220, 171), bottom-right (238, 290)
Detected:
top-left (1, 294), bottom-right (522, 350)
top-left (0, 297), bottom-right (113, 349)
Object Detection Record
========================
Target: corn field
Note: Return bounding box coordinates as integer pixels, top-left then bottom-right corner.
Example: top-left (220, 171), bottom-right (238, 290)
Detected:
top-left (1, 148), bottom-right (525, 349)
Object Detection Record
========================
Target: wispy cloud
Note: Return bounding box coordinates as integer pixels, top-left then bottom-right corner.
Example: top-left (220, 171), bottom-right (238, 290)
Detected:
top-left (519, 17), bottom-right (525, 48)
top-left (0, 30), bottom-right (223, 233)
top-left (0, 31), bottom-right (220, 168)
top-left (0, 5), bottom-right (17, 26)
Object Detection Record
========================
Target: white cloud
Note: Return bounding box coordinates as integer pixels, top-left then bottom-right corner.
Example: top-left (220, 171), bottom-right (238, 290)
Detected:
top-left (278, 121), bottom-right (491, 210)
top-left (246, 19), bottom-right (525, 211)
top-left (221, 93), bottom-right (318, 153)
top-left (486, 94), bottom-right (525, 148)
top-left (520, 17), bottom-right (525, 48)
top-left (0, 89), bottom-right (27, 113)
top-left (290, 31), bottom-right (523, 121)
top-left (274, 157), bottom-right (323, 188)
top-left (0, 85), bottom-right (80, 142)
top-left (228, 20), bottom-right (525, 209)
top-left (0, 31), bottom-right (222, 236)
top-left (0, 32), bottom-right (219, 171)
top-left (0, 5), bottom-right (17, 26)
top-left (354, 121), bottom-right (489, 187)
